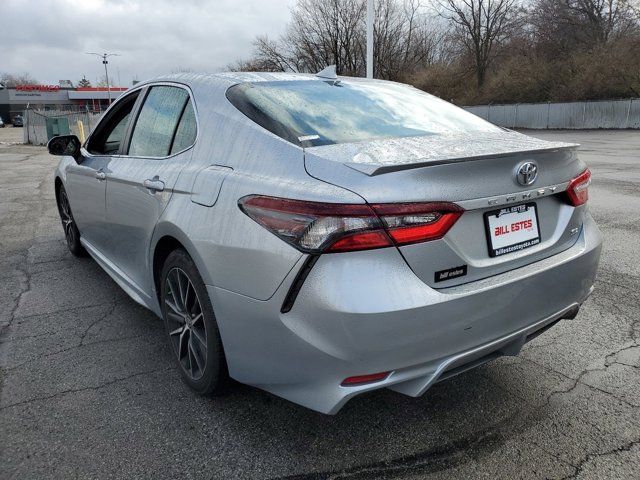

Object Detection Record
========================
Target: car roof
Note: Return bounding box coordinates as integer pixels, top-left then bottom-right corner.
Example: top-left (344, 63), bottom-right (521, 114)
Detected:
top-left (137, 71), bottom-right (310, 89)
top-left (137, 71), bottom-right (399, 89)
top-left (124, 71), bottom-right (423, 153)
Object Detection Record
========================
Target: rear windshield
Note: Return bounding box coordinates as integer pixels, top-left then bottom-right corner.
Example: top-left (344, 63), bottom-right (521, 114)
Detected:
top-left (226, 79), bottom-right (500, 147)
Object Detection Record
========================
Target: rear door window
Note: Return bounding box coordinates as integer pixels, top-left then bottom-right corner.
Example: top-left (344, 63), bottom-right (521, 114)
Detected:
top-left (170, 100), bottom-right (197, 154)
top-left (128, 86), bottom-right (192, 157)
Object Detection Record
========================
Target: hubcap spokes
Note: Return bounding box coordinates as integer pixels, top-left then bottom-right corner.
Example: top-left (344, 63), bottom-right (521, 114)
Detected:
top-left (59, 191), bottom-right (75, 245)
top-left (165, 268), bottom-right (207, 380)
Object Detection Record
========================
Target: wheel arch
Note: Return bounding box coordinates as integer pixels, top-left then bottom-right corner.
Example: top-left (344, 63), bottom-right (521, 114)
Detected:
top-left (150, 223), bottom-right (213, 305)
top-left (54, 176), bottom-right (63, 201)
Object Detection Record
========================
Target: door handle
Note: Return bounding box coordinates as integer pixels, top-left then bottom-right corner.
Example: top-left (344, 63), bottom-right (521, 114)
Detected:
top-left (95, 171), bottom-right (106, 180)
top-left (143, 178), bottom-right (165, 192)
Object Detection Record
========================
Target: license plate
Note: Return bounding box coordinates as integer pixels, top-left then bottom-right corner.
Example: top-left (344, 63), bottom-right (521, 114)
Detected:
top-left (484, 203), bottom-right (541, 257)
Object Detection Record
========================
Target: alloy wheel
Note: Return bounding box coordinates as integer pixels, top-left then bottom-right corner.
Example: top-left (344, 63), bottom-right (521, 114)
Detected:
top-left (59, 190), bottom-right (77, 247)
top-left (164, 267), bottom-right (208, 380)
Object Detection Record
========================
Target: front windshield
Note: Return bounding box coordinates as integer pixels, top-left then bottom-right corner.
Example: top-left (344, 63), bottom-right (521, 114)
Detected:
top-left (226, 79), bottom-right (500, 147)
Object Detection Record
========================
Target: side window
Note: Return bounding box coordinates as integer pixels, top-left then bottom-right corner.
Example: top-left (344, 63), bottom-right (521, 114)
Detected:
top-left (87, 92), bottom-right (139, 155)
top-left (170, 100), bottom-right (197, 154)
top-left (128, 86), bottom-right (189, 157)
top-left (105, 113), bottom-right (130, 147)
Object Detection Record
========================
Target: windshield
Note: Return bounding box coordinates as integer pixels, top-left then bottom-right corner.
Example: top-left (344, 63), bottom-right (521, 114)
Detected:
top-left (226, 79), bottom-right (500, 147)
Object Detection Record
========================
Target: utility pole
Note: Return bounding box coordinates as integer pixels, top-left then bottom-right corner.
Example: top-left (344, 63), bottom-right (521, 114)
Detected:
top-left (366, 0), bottom-right (374, 79)
top-left (86, 52), bottom-right (120, 104)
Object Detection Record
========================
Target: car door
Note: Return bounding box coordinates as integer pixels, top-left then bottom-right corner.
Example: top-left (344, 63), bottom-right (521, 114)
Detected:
top-left (103, 84), bottom-right (197, 294)
top-left (64, 91), bottom-right (140, 252)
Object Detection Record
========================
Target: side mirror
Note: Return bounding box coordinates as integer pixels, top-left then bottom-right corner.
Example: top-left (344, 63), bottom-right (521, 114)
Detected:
top-left (47, 135), bottom-right (82, 162)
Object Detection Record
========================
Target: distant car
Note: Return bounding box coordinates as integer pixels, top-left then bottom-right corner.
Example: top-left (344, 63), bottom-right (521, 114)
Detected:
top-left (0, 117), bottom-right (4, 128)
top-left (47, 71), bottom-right (602, 414)
top-left (12, 115), bottom-right (23, 127)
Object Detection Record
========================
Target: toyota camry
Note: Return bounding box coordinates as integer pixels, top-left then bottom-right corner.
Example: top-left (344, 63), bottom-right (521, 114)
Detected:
top-left (47, 70), bottom-right (602, 414)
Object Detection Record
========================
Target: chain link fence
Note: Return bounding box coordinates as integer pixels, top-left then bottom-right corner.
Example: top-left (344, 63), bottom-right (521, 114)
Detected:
top-left (464, 98), bottom-right (639, 129)
top-left (23, 109), bottom-right (103, 145)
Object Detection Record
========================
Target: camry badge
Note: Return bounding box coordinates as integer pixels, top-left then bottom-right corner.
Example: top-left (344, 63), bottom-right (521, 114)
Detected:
top-left (516, 162), bottom-right (538, 186)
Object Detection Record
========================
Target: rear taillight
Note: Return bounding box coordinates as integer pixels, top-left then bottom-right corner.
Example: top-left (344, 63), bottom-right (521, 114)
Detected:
top-left (371, 202), bottom-right (463, 246)
top-left (566, 169), bottom-right (591, 206)
top-left (239, 195), bottom-right (463, 253)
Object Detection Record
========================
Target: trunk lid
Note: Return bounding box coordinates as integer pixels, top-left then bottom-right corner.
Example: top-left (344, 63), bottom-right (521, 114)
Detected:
top-left (304, 130), bottom-right (586, 288)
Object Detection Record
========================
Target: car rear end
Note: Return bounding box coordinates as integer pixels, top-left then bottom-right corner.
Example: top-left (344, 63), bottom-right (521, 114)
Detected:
top-left (220, 76), bottom-right (602, 414)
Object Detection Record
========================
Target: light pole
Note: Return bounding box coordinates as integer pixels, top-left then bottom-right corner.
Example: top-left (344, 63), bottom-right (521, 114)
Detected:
top-left (366, 0), bottom-right (374, 79)
top-left (85, 52), bottom-right (120, 104)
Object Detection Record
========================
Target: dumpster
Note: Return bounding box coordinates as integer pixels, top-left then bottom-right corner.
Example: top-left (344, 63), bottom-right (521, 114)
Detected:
top-left (45, 117), bottom-right (71, 141)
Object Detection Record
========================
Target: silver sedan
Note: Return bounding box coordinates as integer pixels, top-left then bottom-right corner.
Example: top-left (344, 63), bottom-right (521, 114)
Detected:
top-left (48, 71), bottom-right (602, 414)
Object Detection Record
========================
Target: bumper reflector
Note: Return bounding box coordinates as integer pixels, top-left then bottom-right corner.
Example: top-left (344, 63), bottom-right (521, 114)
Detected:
top-left (341, 371), bottom-right (391, 386)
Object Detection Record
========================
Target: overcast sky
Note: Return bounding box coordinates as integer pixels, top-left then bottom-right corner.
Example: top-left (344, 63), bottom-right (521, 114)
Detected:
top-left (2, 0), bottom-right (296, 86)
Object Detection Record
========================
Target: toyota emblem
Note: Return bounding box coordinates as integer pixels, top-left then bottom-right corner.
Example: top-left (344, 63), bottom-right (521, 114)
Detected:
top-left (516, 162), bottom-right (538, 186)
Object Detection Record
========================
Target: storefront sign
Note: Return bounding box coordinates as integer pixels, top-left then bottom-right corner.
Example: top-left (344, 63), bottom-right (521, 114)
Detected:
top-left (9, 87), bottom-right (68, 102)
top-left (16, 84), bottom-right (61, 92)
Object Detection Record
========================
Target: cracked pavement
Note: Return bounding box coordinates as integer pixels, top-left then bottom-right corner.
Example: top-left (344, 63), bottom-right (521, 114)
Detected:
top-left (0, 129), bottom-right (638, 479)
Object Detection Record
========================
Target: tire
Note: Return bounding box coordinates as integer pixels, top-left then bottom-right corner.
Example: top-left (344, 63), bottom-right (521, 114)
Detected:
top-left (161, 248), bottom-right (228, 395)
top-left (56, 184), bottom-right (86, 257)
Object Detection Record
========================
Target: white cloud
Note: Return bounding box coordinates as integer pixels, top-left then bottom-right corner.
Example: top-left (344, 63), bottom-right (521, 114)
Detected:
top-left (2, 0), bottom-right (295, 86)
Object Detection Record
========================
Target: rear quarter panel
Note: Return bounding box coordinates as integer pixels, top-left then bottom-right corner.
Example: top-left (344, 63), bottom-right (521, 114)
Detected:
top-left (157, 84), bottom-right (363, 300)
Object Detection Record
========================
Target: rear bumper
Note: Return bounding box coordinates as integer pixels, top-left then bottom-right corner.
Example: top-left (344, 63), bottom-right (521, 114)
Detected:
top-left (209, 214), bottom-right (602, 414)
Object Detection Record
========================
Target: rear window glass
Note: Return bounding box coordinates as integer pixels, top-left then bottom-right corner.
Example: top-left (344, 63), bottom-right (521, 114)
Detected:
top-left (226, 80), bottom-right (500, 147)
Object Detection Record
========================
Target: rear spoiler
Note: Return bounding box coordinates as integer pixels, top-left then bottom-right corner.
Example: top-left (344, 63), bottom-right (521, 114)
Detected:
top-left (346, 144), bottom-right (579, 176)
top-left (305, 131), bottom-right (578, 177)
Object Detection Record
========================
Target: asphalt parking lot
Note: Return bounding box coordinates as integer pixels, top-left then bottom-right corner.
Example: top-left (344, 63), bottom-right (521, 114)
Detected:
top-left (1, 128), bottom-right (638, 479)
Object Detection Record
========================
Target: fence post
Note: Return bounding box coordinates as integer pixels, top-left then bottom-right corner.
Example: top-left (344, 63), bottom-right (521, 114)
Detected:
top-left (546, 102), bottom-right (551, 129)
top-left (23, 109), bottom-right (29, 144)
top-left (625, 99), bottom-right (632, 129)
top-left (77, 120), bottom-right (86, 143)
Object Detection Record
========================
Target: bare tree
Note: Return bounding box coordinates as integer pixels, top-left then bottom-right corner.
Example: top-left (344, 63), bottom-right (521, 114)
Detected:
top-left (231, 0), bottom-right (640, 104)
top-left (283, 0), bottom-right (367, 75)
top-left (0, 72), bottom-right (38, 87)
top-left (233, 0), bottom-right (443, 80)
top-left (530, 0), bottom-right (639, 50)
top-left (435, 0), bottom-right (524, 88)
top-left (96, 75), bottom-right (109, 87)
top-left (373, 0), bottom-right (443, 79)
